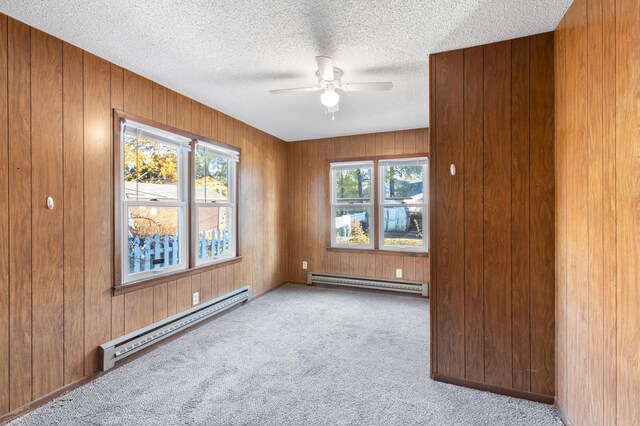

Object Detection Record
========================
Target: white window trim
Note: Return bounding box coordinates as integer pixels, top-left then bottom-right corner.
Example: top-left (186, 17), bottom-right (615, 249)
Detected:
top-left (194, 141), bottom-right (238, 266)
top-left (330, 161), bottom-right (375, 250)
top-left (378, 158), bottom-right (429, 253)
top-left (120, 120), bottom-right (190, 285)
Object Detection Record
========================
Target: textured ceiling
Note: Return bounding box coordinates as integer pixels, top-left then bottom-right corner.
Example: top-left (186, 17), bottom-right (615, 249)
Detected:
top-left (0, 0), bottom-right (572, 141)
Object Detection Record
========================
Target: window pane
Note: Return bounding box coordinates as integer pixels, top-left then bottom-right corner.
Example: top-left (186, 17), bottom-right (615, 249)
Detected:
top-left (124, 134), bottom-right (179, 201)
top-left (334, 206), bottom-right (371, 246)
top-left (383, 165), bottom-right (424, 204)
top-left (382, 206), bottom-right (424, 248)
top-left (127, 205), bottom-right (181, 274)
top-left (194, 149), bottom-right (207, 203)
top-left (334, 167), bottom-right (371, 203)
top-left (197, 206), bottom-right (231, 259)
top-left (195, 147), bottom-right (229, 203)
top-left (207, 155), bottom-right (229, 202)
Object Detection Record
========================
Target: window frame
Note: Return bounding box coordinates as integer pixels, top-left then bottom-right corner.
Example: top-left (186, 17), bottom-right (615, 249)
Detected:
top-left (327, 154), bottom-right (429, 255)
top-left (113, 110), bottom-right (241, 292)
top-left (329, 160), bottom-right (375, 250)
top-left (192, 141), bottom-right (238, 266)
top-left (378, 157), bottom-right (429, 253)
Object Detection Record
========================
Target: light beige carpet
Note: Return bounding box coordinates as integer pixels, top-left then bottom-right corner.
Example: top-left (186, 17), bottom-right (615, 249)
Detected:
top-left (11, 284), bottom-right (562, 425)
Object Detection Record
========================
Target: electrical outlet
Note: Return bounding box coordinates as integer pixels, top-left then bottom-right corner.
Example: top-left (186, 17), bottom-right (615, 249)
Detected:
top-left (302, 261), bottom-right (308, 270)
top-left (396, 269), bottom-right (403, 278)
top-left (192, 292), bottom-right (200, 306)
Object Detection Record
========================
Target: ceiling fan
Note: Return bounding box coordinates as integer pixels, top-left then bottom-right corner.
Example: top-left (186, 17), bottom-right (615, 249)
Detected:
top-left (269, 56), bottom-right (393, 119)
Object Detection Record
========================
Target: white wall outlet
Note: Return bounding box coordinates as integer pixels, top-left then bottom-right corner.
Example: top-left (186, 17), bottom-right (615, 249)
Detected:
top-left (192, 292), bottom-right (200, 306)
top-left (302, 261), bottom-right (308, 270)
top-left (396, 269), bottom-right (403, 279)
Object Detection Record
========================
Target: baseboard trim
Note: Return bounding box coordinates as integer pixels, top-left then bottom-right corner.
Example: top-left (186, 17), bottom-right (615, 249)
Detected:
top-left (0, 373), bottom-right (100, 425)
top-left (431, 373), bottom-right (554, 405)
top-left (0, 282), bottom-right (288, 425)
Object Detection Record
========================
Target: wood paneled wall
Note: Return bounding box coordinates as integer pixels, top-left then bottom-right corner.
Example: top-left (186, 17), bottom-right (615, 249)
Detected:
top-left (555, 0), bottom-right (640, 424)
top-left (429, 33), bottom-right (555, 400)
top-left (0, 15), bottom-right (288, 418)
top-left (286, 129), bottom-right (430, 285)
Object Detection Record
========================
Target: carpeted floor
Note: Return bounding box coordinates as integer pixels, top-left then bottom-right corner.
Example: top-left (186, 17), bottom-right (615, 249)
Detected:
top-left (10, 284), bottom-right (562, 425)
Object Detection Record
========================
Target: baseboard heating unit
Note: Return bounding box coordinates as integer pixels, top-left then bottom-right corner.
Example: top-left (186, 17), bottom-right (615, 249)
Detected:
top-left (99, 286), bottom-right (251, 371)
top-left (307, 273), bottom-right (428, 297)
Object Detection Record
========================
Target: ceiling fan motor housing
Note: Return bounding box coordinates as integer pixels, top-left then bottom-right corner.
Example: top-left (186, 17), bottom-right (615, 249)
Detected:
top-left (316, 67), bottom-right (343, 85)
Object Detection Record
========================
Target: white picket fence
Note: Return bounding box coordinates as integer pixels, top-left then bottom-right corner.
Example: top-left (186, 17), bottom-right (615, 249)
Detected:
top-left (128, 229), bottom-right (229, 273)
top-left (198, 228), bottom-right (230, 259)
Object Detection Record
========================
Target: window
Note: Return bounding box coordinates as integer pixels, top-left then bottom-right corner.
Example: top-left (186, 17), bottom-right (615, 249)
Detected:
top-left (194, 142), bottom-right (238, 265)
top-left (379, 158), bottom-right (428, 252)
top-left (116, 113), bottom-right (241, 287)
top-left (330, 161), bottom-right (374, 249)
top-left (120, 119), bottom-right (191, 284)
top-left (329, 156), bottom-right (428, 253)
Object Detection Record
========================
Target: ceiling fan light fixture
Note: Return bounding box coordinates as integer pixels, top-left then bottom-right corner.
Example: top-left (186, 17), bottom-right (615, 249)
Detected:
top-left (320, 89), bottom-right (340, 107)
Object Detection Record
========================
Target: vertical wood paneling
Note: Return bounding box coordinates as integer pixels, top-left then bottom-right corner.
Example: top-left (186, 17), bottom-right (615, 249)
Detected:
top-left (382, 132), bottom-right (395, 155)
top-left (152, 83), bottom-right (167, 124)
top-left (191, 274), bottom-right (201, 303)
top-left (556, 0), bottom-right (640, 423)
top-left (0, 13), bottom-right (287, 418)
top-left (0, 14), bottom-right (8, 417)
top-left (284, 129), bottom-right (429, 286)
top-left (200, 270), bottom-right (212, 303)
top-left (482, 41), bottom-right (513, 389)
top-left (7, 18), bottom-right (32, 410)
top-left (191, 101), bottom-right (202, 135)
top-left (509, 37), bottom-right (531, 392)
top-left (82, 52), bottom-right (112, 374)
top-left (153, 283), bottom-right (168, 322)
top-left (176, 277), bottom-right (192, 313)
top-left (563, 6), bottom-right (580, 417)
top-left (123, 70), bottom-right (152, 119)
top-left (601, 0), bottom-right (617, 423)
top-left (430, 34), bottom-right (554, 400)
top-left (110, 66), bottom-right (124, 111)
top-left (30, 28), bottom-right (64, 399)
top-left (198, 105), bottom-right (212, 139)
top-left (463, 46), bottom-right (485, 383)
top-left (528, 32), bottom-right (555, 397)
top-left (109, 64), bottom-right (124, 342)
top-left (615, 0), bottom-right (640, 423)
top-left (124, 287), bottom-right (154, 334)
top-left (62, 42), bottom-right (85, 385)
top-left (433, 50), bottom-right (465, 379)
top-left (166, 280), bottom-right (177, 316)
top-left (176, 94), bottom-right (191, 132)
top-left (554, 14), bottom-right (568, 412)
top-left (111, 295), bottom-right (124, 339)
top-left (166, 89), bottom-right (176, 128)
top-left (570, 0), bottom-right (590, 414)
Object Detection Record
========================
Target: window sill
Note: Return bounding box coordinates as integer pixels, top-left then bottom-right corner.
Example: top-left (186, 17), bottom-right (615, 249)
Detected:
top-left (113, 256), bottom-right (243, 296)
top-left (325, 246), bottom-right (429, 257)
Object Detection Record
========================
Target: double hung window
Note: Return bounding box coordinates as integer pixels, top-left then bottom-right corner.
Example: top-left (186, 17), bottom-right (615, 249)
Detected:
top-left (330, 161), bottom-right (374, 249)
top-left (116, 114), bottom-right (240, 287)
top-left (194, 142), bottom-right (238, 265)
top-left (121, 120), bottom-right (190, 284)
top-left (329, 156), bottom-right (428, 253)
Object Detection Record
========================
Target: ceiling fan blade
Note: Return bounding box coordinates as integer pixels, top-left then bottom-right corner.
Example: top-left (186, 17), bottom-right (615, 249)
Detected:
top-left (316, 56), bottom-right (335, 81)
top-left (269, 86), bottom-right (321, 94)
top-left (339, 82), bottom-right (393, 92)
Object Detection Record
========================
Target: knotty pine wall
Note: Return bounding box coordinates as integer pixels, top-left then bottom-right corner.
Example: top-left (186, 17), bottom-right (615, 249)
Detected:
top-left (429, 33), bottom-right (555, 401)
top-left (555, 0), bottom-right (640, 424)
top-left (0, 15), bottom-right (288, 417)
top-left (286, 129), bottom-right (430, 285)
